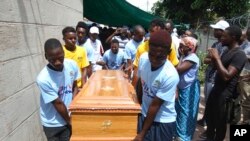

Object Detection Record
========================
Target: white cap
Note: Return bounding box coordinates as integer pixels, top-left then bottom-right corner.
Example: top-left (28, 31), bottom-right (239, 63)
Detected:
top-left (90, 26), bottom-right (99, 34)
top-left (210, 20), bottom-right (229, 30)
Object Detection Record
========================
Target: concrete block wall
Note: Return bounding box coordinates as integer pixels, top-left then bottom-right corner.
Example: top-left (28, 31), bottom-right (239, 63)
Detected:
top-left (0, 0), bottom-right (84, 140)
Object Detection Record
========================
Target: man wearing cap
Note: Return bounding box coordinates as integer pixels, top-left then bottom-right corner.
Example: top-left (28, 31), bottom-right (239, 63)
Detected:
top-left (84, 26), bottom-right (104, 72)
top-left (197, 20), bottom-right (230, 131)
top-left (133, 30), bottom-right (179, 141)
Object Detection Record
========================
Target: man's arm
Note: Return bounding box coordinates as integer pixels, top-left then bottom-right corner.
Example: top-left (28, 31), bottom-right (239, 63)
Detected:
top-left (72, 80), bottom-right (78, 99)
top-left (176, 58), bottom-right (194, 74)
top-left (134, 97), bottom-right (164, 141)
top-left (81, 67), bottom-right (87, 87)
top-left (204, 56), bottom-right (212, 64)
top-left (135, 77), bottom-right (142, 105)
top-left (119, 62), bottom-right (126, 71)
top-left (125, 59), bottom-right (133, 80)
top-left (132, 66), bottom-right (138, 88)
top-left (52, 98), bottom-right (71, 124)
top-left (87, 63), bottom-right (93, 77)
top-left (209, 48), bottom-right (240, 81)
top-left (105, 29), bottom-right (120, 43)
top-left (96, 61), bottom-right (108, 70)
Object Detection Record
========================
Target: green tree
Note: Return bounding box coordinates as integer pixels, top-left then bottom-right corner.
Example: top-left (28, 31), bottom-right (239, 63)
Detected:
top-left (152, 0), bottom-right (250, 26)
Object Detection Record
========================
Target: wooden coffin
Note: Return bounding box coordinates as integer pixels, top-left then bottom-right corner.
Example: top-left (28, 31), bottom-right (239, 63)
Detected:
top-left (69, 70), bottom-right (141, 141)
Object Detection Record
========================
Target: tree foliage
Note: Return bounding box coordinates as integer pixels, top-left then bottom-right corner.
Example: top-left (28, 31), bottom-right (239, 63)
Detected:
top-left (152, 0), bottom-right (250, 26)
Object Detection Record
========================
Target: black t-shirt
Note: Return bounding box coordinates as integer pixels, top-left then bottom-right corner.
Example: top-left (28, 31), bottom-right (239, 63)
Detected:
top-left (205, 41), bottom-right (226, 82)
top-left (213, 47), bottom-right (247, 98)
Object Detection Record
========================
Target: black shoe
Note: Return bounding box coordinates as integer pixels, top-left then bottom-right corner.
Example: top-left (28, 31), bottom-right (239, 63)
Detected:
top-left (199, 130), bottom-right (207, 139)
top-left (197, 119), bottom-right (206, 127)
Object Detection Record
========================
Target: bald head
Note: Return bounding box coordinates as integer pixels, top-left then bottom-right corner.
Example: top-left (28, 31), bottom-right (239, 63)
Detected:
top-left (134, 25), bottom-right (145, 34)
top-left (133, 25), bottom-right (145, 42)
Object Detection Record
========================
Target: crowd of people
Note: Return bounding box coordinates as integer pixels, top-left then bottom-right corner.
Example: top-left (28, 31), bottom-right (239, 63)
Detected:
top-left (36, 18), bottom-right (250, 141)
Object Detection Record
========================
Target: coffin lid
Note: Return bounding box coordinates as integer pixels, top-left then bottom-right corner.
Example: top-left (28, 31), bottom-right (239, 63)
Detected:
top-left (69, 70), bottom-right (141, 113)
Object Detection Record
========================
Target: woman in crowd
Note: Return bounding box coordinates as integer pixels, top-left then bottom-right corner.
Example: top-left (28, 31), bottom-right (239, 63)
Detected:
top-left (175, 36), bottom-right (200, 141)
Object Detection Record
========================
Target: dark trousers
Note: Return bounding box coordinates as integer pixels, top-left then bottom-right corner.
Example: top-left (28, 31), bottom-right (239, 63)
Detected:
top-left (43, 125), bottom-right (71, 141)
top-left (205, 89), bottom-right (228, 141)
top-left (137, 114), bottom-right (175, 141)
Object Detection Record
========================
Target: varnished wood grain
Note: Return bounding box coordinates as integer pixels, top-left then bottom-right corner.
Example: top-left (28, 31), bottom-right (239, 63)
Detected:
top-left (70, 70), bottom-right (140, 112)
top-left (71, 113), bottom-right (138, 141)
top-left (69, 70), bottom-right (140, 141)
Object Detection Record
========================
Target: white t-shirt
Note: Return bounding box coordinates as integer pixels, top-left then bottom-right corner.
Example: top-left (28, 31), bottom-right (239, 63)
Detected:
top-left (124, 39), bottom-right (144, 61)
top-left (138, 53), bottom-right (179, 123)
top-left (84, 38), bottom-right (104, 71)
top-left (78, 40), bottom-right (95, 63)
top-left (112, 36), bottom-right (129, 52)
top-left (171, 35), bottom-right (180, 58)
top-left (36, 59), bottom-right (81, 127)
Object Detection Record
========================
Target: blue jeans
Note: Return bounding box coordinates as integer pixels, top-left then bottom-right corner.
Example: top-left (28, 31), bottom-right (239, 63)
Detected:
top-left (43, 125), bottom-right (71, 141)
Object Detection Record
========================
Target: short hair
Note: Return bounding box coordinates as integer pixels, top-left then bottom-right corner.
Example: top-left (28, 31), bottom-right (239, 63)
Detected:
top-left (62, 26), bottom-right (76, 36)
top-left (149, 30), bottom-right (172, 49)
top-left (44, 38), bottom-right (62, 52)
top-left (150, 18), bottom-right (166, 29)
top-left (133, 25), bottom-right (145, 33)
top-left (111, 39), bottom-right (119, 44)
top-left (226, 25), bottom-right (242, 43)
top-left (166, 19), bottom-right (174, 29)
top-left (76, 21), bottom-right (89, 32)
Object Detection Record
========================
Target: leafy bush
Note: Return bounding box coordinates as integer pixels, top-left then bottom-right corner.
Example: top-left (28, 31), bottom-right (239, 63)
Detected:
top-left (197, 51), bottom-right (207, 85)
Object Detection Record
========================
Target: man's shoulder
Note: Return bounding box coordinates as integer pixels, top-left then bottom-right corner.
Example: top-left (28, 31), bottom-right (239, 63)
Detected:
top-left (212, 41), bottom-right (221, 48)
top-left (137, 41), bottom-right (149, 52)
top-left (139, 53), bottom-right (149, 65)
top-left (235, 48), bottom-right (247, 60)
top-left (125, 39), bottom-right (133, 47)
top-left (163, 61), bottom-right (179, 78)
top-left (140, 52), bottom-right (148, 59)
top-left (37, 66), bottom-right (50, 85)
top-left (118, 50), bottom-right (126, 56)
top-left (104, 49), bottom-right (111, 55)
top-left (96, 39), bottom-right (102, 44)
top-left (76, 45), bottom-right (85, 51)
top-left (83, 38), bottom-right (91, 46)
top-left (64, 58), bottom-right (78, 67)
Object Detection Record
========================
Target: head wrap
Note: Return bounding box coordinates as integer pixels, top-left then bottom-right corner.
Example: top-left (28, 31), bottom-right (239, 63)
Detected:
top-left (180, 36), bottom-right (198, 53)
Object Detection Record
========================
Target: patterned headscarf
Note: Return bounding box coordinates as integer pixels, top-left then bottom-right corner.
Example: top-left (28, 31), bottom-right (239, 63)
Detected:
top-left (180, 36), bottom-right (198, 53)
